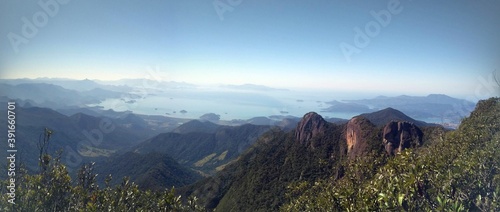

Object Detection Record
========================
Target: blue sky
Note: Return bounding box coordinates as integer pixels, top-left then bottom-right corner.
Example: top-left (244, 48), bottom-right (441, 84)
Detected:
top-left (1, 0), bottom-right (499, 98)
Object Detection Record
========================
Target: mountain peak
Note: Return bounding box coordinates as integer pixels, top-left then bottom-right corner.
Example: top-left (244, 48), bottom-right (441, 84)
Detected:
top-left (427, 93), bottom-right (448, 98)
top-left (360, 107), bottom-right (432, 127)
top-left (294, 112), bottom-right (327, 146)
top-left (380, 107), bottom-right (400, 112)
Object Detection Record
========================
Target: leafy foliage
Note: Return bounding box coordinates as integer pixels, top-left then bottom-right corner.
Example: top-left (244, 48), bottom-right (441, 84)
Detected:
top-left (283, 97), bottom-right (500, 211)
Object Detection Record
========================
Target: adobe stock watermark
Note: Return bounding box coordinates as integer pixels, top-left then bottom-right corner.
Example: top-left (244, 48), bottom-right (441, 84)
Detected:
top-left (7, 0), bottom-right (70, 54)
top-left (339, 0), bottom-right (404, 63)
top-left (213, 0), bottom-right (243, 21)
top-left (63, 65), bottom-right (167, 169)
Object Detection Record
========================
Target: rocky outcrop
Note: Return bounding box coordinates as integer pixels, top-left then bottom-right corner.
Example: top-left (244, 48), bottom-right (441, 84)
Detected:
top-left (346, 116), bottom-right (378, 159)
top-left (295, 112), bottom-right (327, 148)
top-left (346, 120), bottom-right (358, 153)
top-left (382, 121), bottom-right (423, 155)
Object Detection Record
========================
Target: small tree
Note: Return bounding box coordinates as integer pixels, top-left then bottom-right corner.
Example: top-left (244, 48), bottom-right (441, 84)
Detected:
top-left (38, 128), bottom-right (52, 173)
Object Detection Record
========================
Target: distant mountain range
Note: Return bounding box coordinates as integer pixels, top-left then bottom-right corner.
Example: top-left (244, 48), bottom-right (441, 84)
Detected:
top-left (0, 78), bottom-right (132, 92)
top-left (323, 94), bottom-right (475, 126)
top-left (0, 105), bottom-right (180, 176)
top-left (0, 83), bottom-right (124, 109)
top-left (358, 107), bottom-right (438, 127)
top-left (0, 79), bottom-right (475, 128)
top-left (171, 120), bottom-right (221, 134)
top-left (322, 100), bottom-right (371, 113)
top-left (94, 79), bottom-right (198, 91)
top-left (222, 83), bottom-right (289, 92)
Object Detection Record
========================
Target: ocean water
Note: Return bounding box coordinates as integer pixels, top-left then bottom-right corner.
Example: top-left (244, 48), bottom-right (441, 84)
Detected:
top-left (93, 89), bottom-right (364, 121)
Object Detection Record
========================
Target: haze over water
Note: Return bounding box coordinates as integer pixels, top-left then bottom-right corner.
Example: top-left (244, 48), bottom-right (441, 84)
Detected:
top-left (88, 85), bottom-right (422, 122)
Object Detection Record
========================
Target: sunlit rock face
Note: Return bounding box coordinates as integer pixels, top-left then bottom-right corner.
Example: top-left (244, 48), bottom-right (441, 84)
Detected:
top-left (346, 116), bottom-right (377, 159)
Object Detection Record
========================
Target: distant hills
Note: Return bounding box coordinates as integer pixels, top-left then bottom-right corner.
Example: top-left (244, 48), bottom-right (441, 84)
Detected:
top-left (133, 121), bottom-right (273, 175)
top-left (0, 105), bottom-right (177, 176)
top-left (325, 94), bottom-right (476, 126)
top-left (0, 82), bottom-right (123, 109)
top-left (0, 78), bottom-right (133, 92)
top-left (226, 116), bottom-right (301, 131)
top-left (94, 78), bottom-right (196, 90)
top-left (322, 100), bottom-right (371, 113)
top-left (171, 120), bottom-right (221, 134)
top-left (0, 106), bottom-right (100, 173)
top-left (359, 107), bottom-right (438, 127)
top-left (0, 79), bottom-right (475, 128)
top-left (222, 83), bottom-right (289, 92)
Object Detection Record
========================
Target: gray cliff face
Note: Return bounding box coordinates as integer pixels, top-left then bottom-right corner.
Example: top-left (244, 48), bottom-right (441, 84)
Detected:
top-left (294, 112), bottom-right (327, 148)
top-left (382, 121), bottom-right (423, 155)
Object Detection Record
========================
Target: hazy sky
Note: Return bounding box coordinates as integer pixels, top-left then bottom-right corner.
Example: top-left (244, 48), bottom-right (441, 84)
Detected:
top-left (1, 0), bottom-right (499, 98)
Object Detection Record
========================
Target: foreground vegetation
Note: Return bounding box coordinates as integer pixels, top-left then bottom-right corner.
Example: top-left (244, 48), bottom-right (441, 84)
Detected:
top-left (283, 97), bottom-right (500, 211)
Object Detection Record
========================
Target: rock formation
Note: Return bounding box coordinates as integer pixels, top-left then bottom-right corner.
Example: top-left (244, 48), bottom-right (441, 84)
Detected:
top-left (346, 116), bottom-right (378, 159)
top-left (382, 121), bottom-right (423, 155)
top-left (294, 112), bottom-right (327, 148)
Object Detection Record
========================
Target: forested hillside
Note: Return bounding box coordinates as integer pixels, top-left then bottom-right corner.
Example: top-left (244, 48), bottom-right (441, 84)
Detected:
top-left (134, 123), bottom-right (272, 175)
top-left (94, 152), bottom-right (202, 190)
